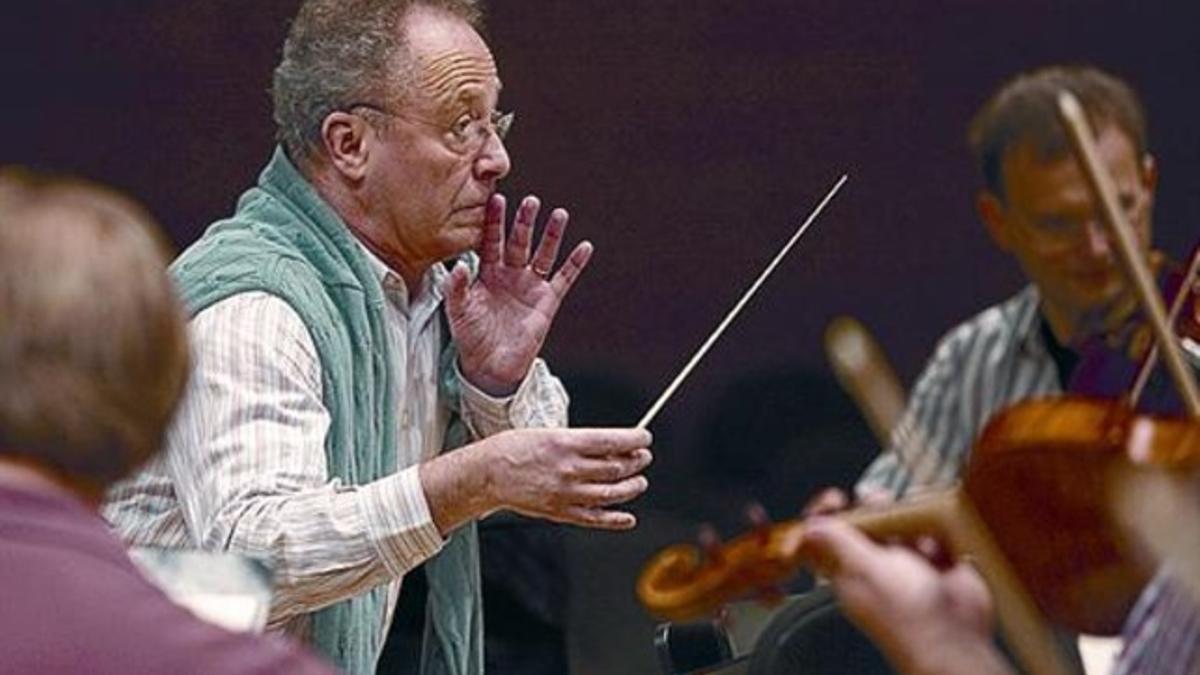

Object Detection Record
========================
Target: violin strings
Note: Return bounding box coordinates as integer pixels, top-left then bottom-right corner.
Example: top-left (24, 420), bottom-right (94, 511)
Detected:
top-left (1130, 246), bottom-right (1200, 405)
top-left (636, 173), bottom-right (849, 430)
top-left (1059, 91), bottom-right (1200, 414)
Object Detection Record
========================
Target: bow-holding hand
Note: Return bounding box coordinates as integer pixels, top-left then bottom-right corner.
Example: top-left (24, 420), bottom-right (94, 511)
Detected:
top-left (444, 194), bottom-right (592, 396)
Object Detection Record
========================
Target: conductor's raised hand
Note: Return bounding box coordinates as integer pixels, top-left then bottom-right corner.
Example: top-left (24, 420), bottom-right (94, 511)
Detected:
top-left (445, 194), bottom-right (593, 396)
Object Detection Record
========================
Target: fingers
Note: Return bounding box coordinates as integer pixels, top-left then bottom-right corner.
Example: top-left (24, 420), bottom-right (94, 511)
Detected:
top-left (560, 427), bottom-right (652, 456)
top-left (489, 194), bottom-right (584, 285)
top-left (571, 448), bottom-right (653, 482)
top-left (479, 194), bottom-right (506, 266)
top-left (914, 535), bottom-right (955, 569)
top-left (504, 195), bottom-right (539, 268)
top-left (799, 517), bottom-right (884, 580)
top-left (550, 241), bottom-right (594, 297)
top-left (570, 474), bottom-right (650, 507)
top-left (558, 506), bottom-right (638, 530)
top-left (442, 261), bottom-right (472, 317)
top-left (491, 428), bottom-right (654, 531)
top-left (529, 207), bottom-right (568, 276)
top-left (857, 487), bottom-right (896, 507)
top-left (943, 562), bottom-right (994, 619)
top-left (803, 487), bottom-right (849, 516)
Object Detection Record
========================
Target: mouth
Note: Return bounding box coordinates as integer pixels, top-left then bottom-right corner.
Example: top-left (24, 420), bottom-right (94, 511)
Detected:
top-left (454, 202), bottom-right (488, 217)
top-left (1071, 270), bottom-right (1124, 301)
top-left (1071, 262), bottom-right (1117, 281)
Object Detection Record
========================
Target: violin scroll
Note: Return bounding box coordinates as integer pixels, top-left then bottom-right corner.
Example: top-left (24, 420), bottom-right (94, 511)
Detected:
top-left (636, 519), bottom-right (807, 621)
top-left (637, 496), bottom-right (950, 622)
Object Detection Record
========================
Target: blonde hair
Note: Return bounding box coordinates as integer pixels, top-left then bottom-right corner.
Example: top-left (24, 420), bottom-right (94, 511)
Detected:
top-left (0, 168), bottom-right (189, 486)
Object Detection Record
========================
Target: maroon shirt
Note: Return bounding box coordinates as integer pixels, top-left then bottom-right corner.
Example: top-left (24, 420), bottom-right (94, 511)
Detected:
top-left (0, 483), bottom-right (338, 675)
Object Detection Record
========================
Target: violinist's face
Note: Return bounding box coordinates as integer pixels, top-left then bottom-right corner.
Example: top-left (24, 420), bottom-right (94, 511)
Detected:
top-left (979, 125), bottom-right (1157, 341)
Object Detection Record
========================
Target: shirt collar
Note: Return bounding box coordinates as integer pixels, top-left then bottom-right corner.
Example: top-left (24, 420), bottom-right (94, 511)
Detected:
top-left (1013, 284), bottom-right (1051, 356)
top-left (353, 239), bottom-right (447, 317)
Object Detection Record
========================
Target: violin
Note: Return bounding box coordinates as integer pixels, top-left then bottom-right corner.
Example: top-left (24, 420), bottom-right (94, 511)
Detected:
top-left (1063, 243), bottom-right (1200, 413)
top-left (637, 395), bottom-right (1200, 675)
top-left (637, 93), bottom-right (1200, 675)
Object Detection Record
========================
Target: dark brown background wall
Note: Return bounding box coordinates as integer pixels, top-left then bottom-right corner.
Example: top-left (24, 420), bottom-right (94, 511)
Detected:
top-left (5, 2), bottom-right (1200, 672)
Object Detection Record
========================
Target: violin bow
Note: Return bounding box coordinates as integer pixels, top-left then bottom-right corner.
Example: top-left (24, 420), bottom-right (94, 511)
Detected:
top-left (636, 174), bottom-right (849, 429)
top-left (824, 316), bottom-right (907, 446)
top-left (1060, 89), bottom-right (1200, 667)
top-left (825, 316), bottom-right (961, 489)
top-left (1057, 91), bottom-right (1200, 415)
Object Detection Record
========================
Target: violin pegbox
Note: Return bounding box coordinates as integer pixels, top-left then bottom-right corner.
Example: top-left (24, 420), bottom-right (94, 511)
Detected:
top-left (636, 504), bottom-right (807, 621)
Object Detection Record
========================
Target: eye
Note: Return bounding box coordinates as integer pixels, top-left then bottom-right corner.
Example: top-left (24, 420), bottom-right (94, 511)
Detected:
top-left (1036, 216), bottom-right (1076, 233)
top-left (450, 114), bottom-right (475, 139)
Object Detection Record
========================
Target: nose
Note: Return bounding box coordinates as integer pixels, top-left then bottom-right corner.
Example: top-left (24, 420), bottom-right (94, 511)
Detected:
top-left (474, 132), bottom-right (511, 184)
top-left (1082, 218), bottom-right (1111, 260)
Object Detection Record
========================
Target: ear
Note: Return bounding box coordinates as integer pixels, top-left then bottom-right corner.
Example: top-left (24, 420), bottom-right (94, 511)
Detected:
top-left (1140, 153), bottom-right (1159, 195)
top-left (977, 190), bottom-right (1014, 252)
top-left (320, 112), bottom-right (373, 182)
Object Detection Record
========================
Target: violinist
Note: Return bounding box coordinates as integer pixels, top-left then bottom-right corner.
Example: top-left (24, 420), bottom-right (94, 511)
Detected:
top-left (802, 64), bottom-right (1193, 670)
top-left (853, 64), bottom-right (1162, 502)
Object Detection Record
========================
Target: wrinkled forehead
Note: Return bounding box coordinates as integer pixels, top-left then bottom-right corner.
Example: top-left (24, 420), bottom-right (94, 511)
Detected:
top-left (416, 48), bottom-right (500, 106)
top-left (402, 10), bottom-right (501, 110)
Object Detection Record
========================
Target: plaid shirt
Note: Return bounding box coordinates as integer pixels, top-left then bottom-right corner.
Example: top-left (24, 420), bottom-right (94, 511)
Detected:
top-left (854, 285), bottom-right (1198, 673)
top-left (103, 245), bottom-right (568, 645)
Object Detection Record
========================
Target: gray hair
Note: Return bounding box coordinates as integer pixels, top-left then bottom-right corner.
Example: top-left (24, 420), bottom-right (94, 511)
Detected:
top-left (272, 0), bottom-right (484, 164)
top-left (967, 65), bottom-right (1148, 202)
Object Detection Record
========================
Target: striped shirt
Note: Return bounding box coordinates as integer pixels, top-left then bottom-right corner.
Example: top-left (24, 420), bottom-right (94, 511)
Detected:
top-left (853, 284), bottom-right (1199, 674)
top-left (103, 244), bottom-right (568, 646)
top-left (855, 285), bottom-right (1059, 498)
top-left (1115, 569), bottom-right (1200, 675)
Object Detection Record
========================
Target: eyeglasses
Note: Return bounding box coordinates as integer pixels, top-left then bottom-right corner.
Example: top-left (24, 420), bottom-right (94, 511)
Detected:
top-left (347, 102), bottom-right (514, 156)
top-left (1013, 190), bottom-right (1149, 252)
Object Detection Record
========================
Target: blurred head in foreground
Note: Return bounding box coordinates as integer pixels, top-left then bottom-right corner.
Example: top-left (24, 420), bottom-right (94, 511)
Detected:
top-left (0, 168), bottom-right (189, 504)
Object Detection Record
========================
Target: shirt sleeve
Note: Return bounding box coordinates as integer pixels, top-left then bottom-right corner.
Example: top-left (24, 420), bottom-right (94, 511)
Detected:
top-left (1114, 569), bottom-right (1200, 675)
top-left (165, 292), bottom-right (443, 626)
top-left (456, 358), bottom-right (569, 437)
top-left (855, 328), bottom-right (973, 500)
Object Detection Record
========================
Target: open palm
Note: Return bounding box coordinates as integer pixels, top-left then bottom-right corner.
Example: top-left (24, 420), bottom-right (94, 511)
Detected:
top-left (445, 194), bottom-right (592, 396)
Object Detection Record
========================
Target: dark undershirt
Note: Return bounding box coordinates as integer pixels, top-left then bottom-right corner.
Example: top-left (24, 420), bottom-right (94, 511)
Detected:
top-left (1039, 317), bottom-right (1080, 389)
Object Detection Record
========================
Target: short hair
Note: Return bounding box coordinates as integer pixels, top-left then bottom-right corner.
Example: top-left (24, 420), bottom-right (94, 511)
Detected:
top-left (271, 0), bottom-right (484, 163)
top-left (967, 65), bottom-right (1148, 201)
top-left (0, 168), bottom-right (189, 487)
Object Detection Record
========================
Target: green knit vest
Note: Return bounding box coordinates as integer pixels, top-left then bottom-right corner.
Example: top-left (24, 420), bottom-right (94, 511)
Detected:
top-left (171, 148), bottom-right (482, 675)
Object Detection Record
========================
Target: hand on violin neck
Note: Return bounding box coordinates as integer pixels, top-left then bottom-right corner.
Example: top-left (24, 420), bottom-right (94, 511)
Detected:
top-left (799, 518), bottom-right (1012, 675)
top-left (801, 485), bottom-right (894, 518)
top-left (802, 487), bottom-right (850, 517)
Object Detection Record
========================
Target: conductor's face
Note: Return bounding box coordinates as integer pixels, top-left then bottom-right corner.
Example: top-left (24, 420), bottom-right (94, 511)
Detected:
top-left (360, 7), bottom-right (512, 269)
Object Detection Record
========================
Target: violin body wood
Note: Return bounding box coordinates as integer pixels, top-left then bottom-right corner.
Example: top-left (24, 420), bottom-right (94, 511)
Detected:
top-left (970, 396), bottom-right (1156, 634)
